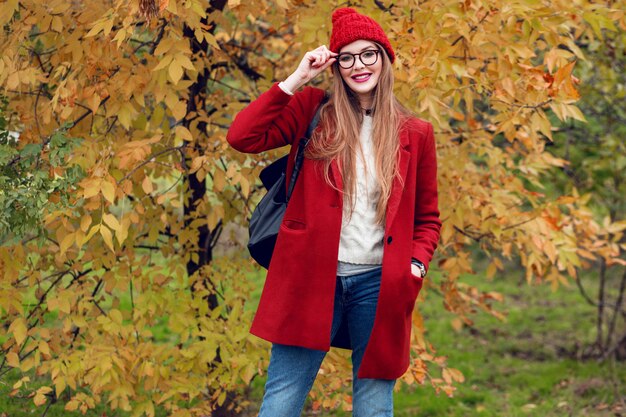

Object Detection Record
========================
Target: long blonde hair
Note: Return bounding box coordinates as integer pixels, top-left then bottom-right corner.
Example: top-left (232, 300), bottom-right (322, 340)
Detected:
top-left (306, 43), bottom-right (411, 225)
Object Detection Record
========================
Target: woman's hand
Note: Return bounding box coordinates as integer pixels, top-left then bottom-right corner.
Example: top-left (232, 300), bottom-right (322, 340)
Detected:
top-left (411, 263), bottom-right (423, 278)
top-left (281, 45), bottom-right (337, 93)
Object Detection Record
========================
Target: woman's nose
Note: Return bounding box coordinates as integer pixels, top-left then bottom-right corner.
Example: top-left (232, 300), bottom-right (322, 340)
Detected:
top-left (353, 57), bottom-right (365, 70)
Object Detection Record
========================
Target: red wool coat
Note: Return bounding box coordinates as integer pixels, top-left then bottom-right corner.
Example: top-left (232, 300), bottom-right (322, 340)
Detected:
top-left (227, 83), bottom-right (441, 379)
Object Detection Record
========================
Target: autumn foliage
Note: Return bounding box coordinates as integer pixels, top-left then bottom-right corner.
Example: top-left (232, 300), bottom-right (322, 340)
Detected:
top-left (0, 0), bottom-right (625, 415)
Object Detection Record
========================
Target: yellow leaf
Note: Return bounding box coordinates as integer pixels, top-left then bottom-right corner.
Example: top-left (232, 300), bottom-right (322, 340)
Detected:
top-left (168, 61), bottom-right (183, 84)
top-left (450, 318), bottom-right (463, 332)
top-left (100, 225), bottom-right (115, 252)
top-left (142, 176), bottom-right (154, 194)
top-left (83, 179), bottom-right (100, 199)
top-left (0, 0), bottom-right (19, 26)
top-left (607, 220), bottom-right (626, 234)
top-left (59, 233), bottom-right (74, 255)
top-left (6, 351), bottom-right (20, 368)
top-left (85, 20), bottom-right (105, 38)
top-left (39, 340), bottom-right (51, 357)
top-left (175, 125), bottom-right (193, 141)
top-left (116, 217), bottom-right (130, 246)
top-left (58, 297), bottom-right (71, 315)
top-left (80, 215), bottom-right (92, 232)
top-left (165, 0), bottom-right (176, 12)
top-left (175, 54), bottom-right (195, 70)
top-left (84, 224), bottom-right (100, 243)
top-left (171, 99), bottom-right (187, 121)
top-left (33, 387), bottom-right (52, 406)
top-left (152, 54), bottom-right (173, 72)
top-left (101, 181), bottom-right (116, 203)
top-left (113, 27), bottom-right (127, 48)
top-left (118, 102), bottom-right (135, 130)
top-left (65, 399), bottom-right (79, 411)
top-left (86, 92), bottom-right (101, 114)
top-left (103, 17), bottom-right (114, 37)
top-left (51, 16), bottom-right (63, 33)
top-left (213, 169), bottom-right (225, 192)
top-left (54, 377), bottom-right (66, 398)
top-left (194, 28), bottom-right (204, 44)
top-left (6, 71), bottom-right (19, 90)
top-left (110, 309), bottom-right (123, 324)
top-left (12, 376), bottom-right (30, 389)
top-left (447, 367), bottom-right (465, 382)
top-left (563, 104), bottom-right (586, 122)
top-left (240, 176), bottom-right (250, 198)
top-left (9, 318), bottom-right (28, 345)
top-left (204, 32), bottom-right (220, 50)
top-left (102, 213), bottom-right (121, 231)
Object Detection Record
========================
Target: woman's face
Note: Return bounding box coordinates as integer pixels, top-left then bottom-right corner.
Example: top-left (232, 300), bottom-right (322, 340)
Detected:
top-left (337, 39), bottom-right (383, 105)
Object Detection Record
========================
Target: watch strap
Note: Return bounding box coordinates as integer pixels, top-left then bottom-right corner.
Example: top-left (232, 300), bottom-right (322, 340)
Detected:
top-left (411, 258), bottom-right (426, 277)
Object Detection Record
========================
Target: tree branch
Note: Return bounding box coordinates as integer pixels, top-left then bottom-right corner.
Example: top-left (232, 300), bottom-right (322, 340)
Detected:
top-left (117, 145), bottom-right (186, 184)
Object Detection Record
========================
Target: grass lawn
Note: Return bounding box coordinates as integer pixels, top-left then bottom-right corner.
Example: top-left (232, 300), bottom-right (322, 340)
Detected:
top-left (387, 270), bottom-right (626, 417)
top-left (1, 263), bottom-right (624, 417)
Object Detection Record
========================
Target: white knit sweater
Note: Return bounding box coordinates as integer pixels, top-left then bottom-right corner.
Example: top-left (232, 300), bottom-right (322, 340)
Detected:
top-left (337, 114), bottom-right (384, 267)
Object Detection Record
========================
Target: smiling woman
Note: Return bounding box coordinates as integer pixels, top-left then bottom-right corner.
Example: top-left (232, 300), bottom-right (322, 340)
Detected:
top-left (336, 42), bottom-right (382, 104)
top-left (226, 6), bottom-right (441, 417)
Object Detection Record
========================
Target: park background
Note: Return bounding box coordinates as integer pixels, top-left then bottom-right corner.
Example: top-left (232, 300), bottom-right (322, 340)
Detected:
top-left (0, 0), bottom-right (625, 416)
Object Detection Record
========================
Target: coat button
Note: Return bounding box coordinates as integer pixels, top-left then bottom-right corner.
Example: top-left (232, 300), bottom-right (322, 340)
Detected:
top-left (387, 236), bottom-right (393, 244)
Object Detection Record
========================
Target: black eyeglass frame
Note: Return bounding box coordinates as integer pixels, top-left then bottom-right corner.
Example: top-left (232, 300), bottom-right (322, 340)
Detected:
top-left (336, 49), bottom-right (381, 69)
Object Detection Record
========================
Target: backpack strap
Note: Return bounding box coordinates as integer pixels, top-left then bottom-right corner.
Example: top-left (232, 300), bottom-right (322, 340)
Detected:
top-left (286, 94), bottom-right (329, 202)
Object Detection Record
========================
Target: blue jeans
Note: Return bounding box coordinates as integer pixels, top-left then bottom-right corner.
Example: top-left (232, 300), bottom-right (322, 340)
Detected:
top-left (258, 268), bottom-right (395, 417)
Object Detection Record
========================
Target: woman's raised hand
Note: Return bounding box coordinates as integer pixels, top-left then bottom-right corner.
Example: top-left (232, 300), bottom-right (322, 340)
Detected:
top-left (281, 45), bottom-right (338, 93)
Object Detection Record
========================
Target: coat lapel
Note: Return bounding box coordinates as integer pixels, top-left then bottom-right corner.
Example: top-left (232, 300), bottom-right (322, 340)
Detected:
top-left (330, 159), bottom-right (343, 195)
top-left (385, 129), bottom-right (411, 230)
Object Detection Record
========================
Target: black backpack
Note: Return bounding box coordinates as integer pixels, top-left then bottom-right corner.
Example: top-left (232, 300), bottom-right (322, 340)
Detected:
top-left (247, 97), bottom-right (327, 269)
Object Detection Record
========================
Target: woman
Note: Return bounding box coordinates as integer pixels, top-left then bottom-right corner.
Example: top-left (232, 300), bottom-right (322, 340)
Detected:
top-left (227, 7), bottom-right (441, 417)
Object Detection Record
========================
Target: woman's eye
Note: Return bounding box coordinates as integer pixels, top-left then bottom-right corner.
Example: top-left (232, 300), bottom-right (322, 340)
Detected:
top-left (339, 55), bottom-right (352, 62)
top-left (362, 51), bottom-right (375, 59)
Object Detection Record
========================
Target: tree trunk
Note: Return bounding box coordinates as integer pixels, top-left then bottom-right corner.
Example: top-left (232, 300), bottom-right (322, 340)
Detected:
top-left (181, 0), bottom-right (237, 415)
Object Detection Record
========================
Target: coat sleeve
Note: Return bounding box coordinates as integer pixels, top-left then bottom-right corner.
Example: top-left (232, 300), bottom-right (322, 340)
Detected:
top-left (226, 82), bottom-right (325, 154)
top-left (412, 122), bottom-right (442, 273)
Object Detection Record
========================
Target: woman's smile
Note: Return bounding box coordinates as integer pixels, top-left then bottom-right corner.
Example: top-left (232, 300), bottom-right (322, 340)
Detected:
top-left (351, 73), bottom-right (372, 82)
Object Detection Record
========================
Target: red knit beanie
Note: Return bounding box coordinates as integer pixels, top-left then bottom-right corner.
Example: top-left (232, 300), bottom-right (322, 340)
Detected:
top-left (329, 7), bottom-right (395, 63)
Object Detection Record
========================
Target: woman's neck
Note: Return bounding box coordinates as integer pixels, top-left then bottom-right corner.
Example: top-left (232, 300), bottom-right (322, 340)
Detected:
top-left (357, 94), bottom-right (373, 111)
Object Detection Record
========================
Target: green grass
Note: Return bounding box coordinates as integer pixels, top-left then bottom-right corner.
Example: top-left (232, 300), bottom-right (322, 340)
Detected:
top-left (2, 264), bottom-right (624, 417)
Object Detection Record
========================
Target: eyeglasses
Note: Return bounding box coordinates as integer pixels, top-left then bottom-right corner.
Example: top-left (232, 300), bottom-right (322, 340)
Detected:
top-left (336, 49), bottom-right (380, 69)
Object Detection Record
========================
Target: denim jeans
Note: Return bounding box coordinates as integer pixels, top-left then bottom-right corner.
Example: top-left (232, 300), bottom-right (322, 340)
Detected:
top-left (258, 267), bottom-right (395, 417)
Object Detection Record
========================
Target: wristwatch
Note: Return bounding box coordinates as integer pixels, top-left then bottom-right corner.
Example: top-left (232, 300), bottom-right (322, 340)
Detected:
top-left (411, 258), bottom-right (426, 278)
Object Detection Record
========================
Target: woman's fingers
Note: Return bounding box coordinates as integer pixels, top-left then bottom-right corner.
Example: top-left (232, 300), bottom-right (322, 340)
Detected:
top-left (317, 57), bottom-right (336, 71)
top-left (308, 50), bottom-right (337, 68)
top-left (308, 53), bottom-right (323, 68)
top-left (291, 45), bottom-right (339, 86)
top-left (308, 45), bottom-right (338, 66)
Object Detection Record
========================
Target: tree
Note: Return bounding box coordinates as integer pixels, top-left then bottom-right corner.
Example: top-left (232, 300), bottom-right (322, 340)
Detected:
top-left (547, 26), bottom-right (626, 360)
top-left (0, 0), bottom-right (624, 415)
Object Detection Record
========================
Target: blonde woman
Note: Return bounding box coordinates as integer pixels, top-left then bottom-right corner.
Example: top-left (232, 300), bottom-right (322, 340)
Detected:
top-left (227, 7), bottom-right (441, 417)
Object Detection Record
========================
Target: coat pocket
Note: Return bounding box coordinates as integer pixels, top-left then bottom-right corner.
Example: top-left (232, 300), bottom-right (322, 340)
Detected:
top-left (404, 269), bottom-right (424, 313)
top-left (281, 218), bottom-right (307, 231)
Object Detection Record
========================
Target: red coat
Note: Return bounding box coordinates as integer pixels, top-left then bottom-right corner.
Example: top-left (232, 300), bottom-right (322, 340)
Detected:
top-left (227, 83), bottom-right (441, 379)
